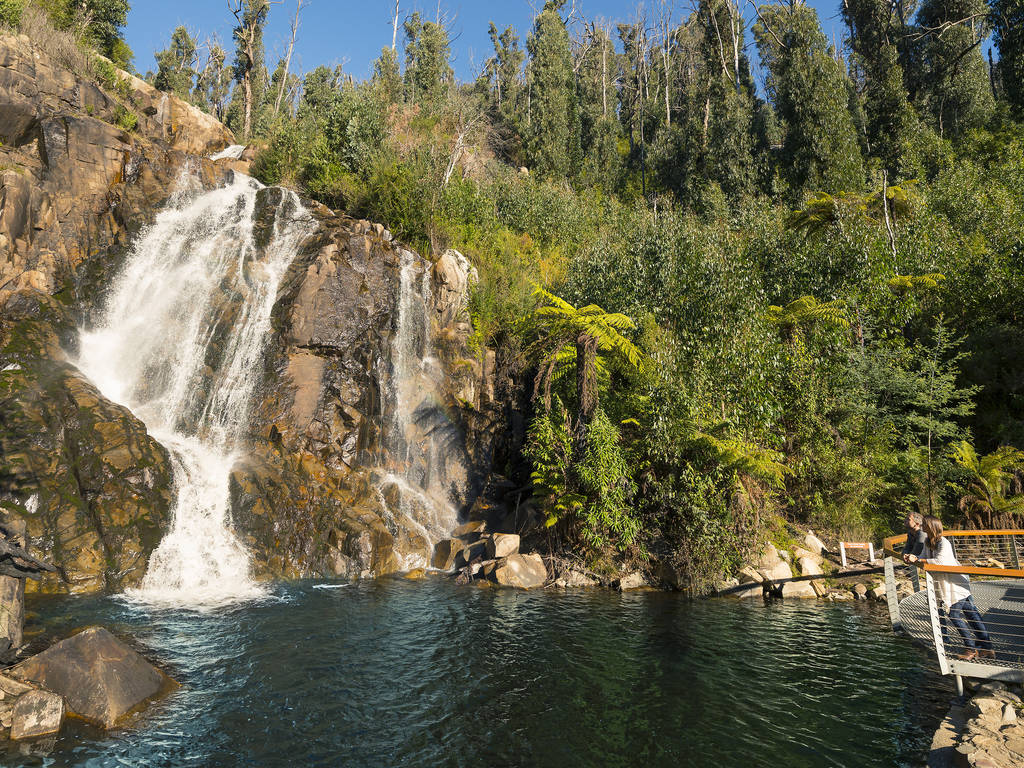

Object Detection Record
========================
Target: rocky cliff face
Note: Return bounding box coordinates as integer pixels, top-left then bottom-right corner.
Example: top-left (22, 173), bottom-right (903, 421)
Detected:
top-left (0, 33), bottom-right (512, 593)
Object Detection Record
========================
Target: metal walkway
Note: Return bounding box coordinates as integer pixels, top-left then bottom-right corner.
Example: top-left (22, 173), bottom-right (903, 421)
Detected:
top-left (884, 530), bottom-right (1024, 687)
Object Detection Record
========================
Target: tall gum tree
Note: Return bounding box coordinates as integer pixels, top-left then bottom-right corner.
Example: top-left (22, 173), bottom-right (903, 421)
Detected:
top-left (754, 2), bottom-right (866, 198)
top-left (526, 0), bottom-right (580, 179)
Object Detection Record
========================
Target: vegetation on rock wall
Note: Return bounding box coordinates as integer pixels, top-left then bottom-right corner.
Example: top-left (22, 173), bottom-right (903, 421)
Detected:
top-left (8, 0), bottom-right (1024, 591)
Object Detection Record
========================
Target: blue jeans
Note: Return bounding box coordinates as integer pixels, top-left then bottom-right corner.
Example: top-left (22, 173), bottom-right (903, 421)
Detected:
top-left (942, 595), bottom-right (992, 652)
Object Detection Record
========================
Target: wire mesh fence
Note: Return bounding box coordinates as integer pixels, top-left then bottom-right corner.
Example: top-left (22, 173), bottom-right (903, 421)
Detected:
top-left (884, 531), bottom-right (1024, 681)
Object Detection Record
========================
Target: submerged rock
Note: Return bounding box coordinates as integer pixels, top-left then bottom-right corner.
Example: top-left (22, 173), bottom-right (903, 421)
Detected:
top-left (10, 626), bottom-right (175, 728)
top-left (493, 553), bottom-right (547, 589)
top-left (9, 690), bottom-right (63, 740)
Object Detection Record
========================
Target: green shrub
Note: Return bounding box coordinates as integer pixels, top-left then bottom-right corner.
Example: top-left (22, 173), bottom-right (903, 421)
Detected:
top-left (114, 105), bottom-right (136, 132)
top-left (0, 0), bottom-right (25, 28)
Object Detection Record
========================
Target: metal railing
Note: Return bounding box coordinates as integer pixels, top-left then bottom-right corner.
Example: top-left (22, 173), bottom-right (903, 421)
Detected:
top-left (883, 530), bottom-right (1024, 692)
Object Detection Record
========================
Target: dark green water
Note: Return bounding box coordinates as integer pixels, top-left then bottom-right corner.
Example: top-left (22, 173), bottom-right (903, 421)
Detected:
top-left (8, 578), bottom-right (949, 767)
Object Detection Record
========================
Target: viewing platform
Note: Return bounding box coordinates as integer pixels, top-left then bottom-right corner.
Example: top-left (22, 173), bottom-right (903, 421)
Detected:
top-left (884, 530), bottom-right (1024, 692)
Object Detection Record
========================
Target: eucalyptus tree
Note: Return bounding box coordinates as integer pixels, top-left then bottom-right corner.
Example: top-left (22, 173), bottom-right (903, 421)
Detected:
top-left (525, 0), bottom-right (580, 179)
top-left (193, 43), bottom-right (233, 119)
top-left (754, 1), bottom-right (865, 197)
top-left (154, 26), bottom-right (198, 100)
top-left (484, 23), bottom-right (525, 125)
top-left (842, 0), bottom-right (920, 177)
top-left (229, 0), bottom-right (271, 141)
top-left (992, 0), bottom-right (1024, 114)
top-left (912, 0), bottom-right (993, 136)
top-left (371, 47), bottom-right (403, 105)
top-left (575, 20), bottom-right (622, 191)
top-left (403, 12), bottom-right (453, 107)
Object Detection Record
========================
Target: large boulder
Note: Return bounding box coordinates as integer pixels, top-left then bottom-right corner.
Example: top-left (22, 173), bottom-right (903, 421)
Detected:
top-left (10, 626), bottom-right (175, 728)
top-left (9, 689), bottom-right (63, 740)
top-left (431, 538), bottom-right (463, 570)
top-left (431, 249), bottom-right (477, 326)
top-left (452, 521), bottom-right (487, 541)
top-left (616, 572), bottom-right (648, 590)
top-left (1, 293), bottom-right (173, 593)
top-left (798, 556), bottom-right (823, 577)
top-left (455, 539), bottom-right (488, 569)
top-left (803, 531), bottom-right (827, 556)
top-left (493, 553), bottom-right (547, 589)
top-left (485, 533), bottom-right (519, 559)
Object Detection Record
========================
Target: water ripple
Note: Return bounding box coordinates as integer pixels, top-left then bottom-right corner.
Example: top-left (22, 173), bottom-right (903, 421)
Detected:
top-left (13, 579), bottom-right (950, 768)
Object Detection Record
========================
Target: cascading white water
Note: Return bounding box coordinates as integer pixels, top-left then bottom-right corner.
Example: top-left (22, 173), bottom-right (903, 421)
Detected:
top-left (380, 250), bottom-right (460, 567)
top-left (76, 171), bottom-right (313, 606)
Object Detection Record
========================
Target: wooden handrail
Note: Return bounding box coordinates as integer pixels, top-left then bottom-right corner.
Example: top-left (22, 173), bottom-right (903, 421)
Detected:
top-left (883, 530), bottom-right (1024, 558)
top-left (922, 563), bottom-right (1024, 579)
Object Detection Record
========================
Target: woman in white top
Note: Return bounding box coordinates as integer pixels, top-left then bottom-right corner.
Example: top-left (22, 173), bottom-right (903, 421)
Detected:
top-left (904, 515), bottom-right (994, 661)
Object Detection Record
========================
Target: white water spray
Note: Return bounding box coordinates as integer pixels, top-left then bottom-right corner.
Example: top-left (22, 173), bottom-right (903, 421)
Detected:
top-left (77, 173), bottom-right (313, 606)
top-left (380, 250), bottom-right (461, 567)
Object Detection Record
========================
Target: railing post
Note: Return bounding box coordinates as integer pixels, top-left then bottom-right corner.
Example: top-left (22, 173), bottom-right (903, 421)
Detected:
top-left (884, 556), bottom-right (901, 631)
top-left (1013, 534), bottom-right (1021, 570)
top-left (924, 570), bottom-right (951, 676)
top-left (840, 542), bottom-right (847, 568)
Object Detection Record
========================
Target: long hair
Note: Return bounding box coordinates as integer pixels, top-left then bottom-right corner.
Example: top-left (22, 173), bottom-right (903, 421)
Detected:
top-left (922, 515), bottom-right (944, 552)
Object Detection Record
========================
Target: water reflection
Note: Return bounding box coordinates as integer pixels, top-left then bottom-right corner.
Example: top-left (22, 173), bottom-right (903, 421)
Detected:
top-left (14, 579), bottom-right (949, 768)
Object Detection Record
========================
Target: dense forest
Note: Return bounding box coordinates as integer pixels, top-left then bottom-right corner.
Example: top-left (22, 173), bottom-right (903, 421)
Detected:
top-left (3, 0), bottom-right (1023, 590)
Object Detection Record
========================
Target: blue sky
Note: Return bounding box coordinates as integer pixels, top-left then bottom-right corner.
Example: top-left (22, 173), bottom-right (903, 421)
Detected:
top-left (125, 0), bottom-right (847, 87)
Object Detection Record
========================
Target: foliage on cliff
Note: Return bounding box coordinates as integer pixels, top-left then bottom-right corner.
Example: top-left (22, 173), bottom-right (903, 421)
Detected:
top-left (24, 0), bottom-right (1024, 590)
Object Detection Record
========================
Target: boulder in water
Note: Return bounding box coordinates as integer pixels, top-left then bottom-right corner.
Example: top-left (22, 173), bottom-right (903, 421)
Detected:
top-left (431, 539), bottom-right (462, 570)
top-left (616, 572), bottom-right (648, 591)
top-left (10, 626), bottom-right (175, 728)
top-left (493, 553), bottom-right (547, 589)
top-left (455, 539), bottom-right (488, 569)
top-left (485, 533), bottom-right (520, 560)
top-left (10, 689), bottom-right (64, 740)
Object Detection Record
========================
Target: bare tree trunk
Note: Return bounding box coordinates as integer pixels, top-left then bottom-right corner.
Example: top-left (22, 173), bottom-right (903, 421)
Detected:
top-left (601, 32), bottom-right (608, 118)
top-left (392, 0), bottom-right (400, 51)
top-left (443, 115), bottom-right (477, 186)
top-left (274, 0), bottom-right (303, 118)
top-left (243, 70), bottom-right (253, 140)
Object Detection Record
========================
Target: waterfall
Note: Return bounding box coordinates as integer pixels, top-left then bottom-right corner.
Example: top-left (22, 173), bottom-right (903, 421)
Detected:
top-left (76, 172), bottom-right (313, 606)
top-left (379, 250), bottom-right (460, 568)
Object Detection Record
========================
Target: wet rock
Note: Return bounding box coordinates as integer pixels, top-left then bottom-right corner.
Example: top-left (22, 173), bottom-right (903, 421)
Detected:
top-left (853, 583), bottom-right (869, 600)
top-left (453, 521), bottom-right (487, 541)
top-left (555, 569), bottom-right (599, 588)
top-left (493, 553), bottom-right (547, 589)
top-left (870, 584), bottom-right (887, 601)
top-left (485, 533), bottom-right (519, 560)
top-left (455, 540), bottom-right (488, 569)
top-left (616, 572), bottom-right (648, 591)
top-left (432, 249), bottom-right (477, 326)
top-left (10, 626), bottom-right (175, 728)
top-left (0, 296), bottom-right (173, 592)
top-left (431, 539), bottom-right (462, 571)
top-left (10, 690), bottom-right (63, 740)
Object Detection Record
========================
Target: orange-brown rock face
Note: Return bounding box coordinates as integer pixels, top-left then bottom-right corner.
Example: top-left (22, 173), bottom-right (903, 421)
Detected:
top-left (0, 33), bottom-right (521, 591)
